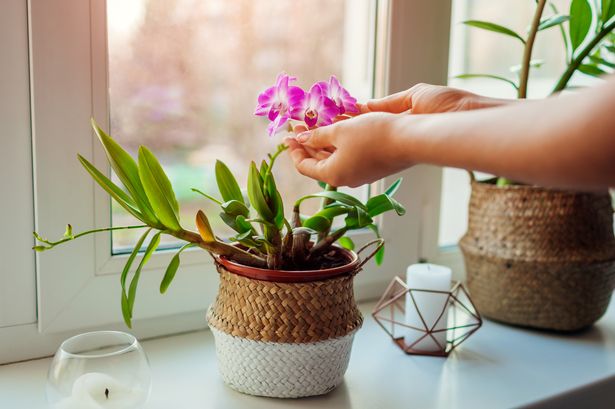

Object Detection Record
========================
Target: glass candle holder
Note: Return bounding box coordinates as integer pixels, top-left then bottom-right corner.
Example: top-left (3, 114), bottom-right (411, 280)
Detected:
top-left (46, 331), bottom-right (151, 409)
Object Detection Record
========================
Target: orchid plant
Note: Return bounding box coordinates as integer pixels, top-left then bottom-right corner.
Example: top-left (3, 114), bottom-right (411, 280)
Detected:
top-left (457, 0), bottom-right (615, 185)
top-left (33, 74), bottom-right (405, 327)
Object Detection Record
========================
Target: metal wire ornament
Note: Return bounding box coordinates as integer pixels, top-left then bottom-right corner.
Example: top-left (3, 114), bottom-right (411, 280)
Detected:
top-left (372, 276), bottom-right (482, 357)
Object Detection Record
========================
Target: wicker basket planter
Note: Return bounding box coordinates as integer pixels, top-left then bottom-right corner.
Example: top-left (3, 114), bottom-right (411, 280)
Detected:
top-left (459, 178), bottom-right (615, 331)
top-left (207, 243), bottom-right (379, 398)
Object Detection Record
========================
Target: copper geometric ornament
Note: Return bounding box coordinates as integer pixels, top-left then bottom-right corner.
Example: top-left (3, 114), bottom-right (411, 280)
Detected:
top-left (372, 276), bottom-right (482, 357)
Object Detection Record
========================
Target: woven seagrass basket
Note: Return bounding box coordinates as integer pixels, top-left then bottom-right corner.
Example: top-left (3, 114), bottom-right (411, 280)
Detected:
top-left (206, 241), bottom-right (382, 398)
top-left (459, 177), bottom-right (615, 331)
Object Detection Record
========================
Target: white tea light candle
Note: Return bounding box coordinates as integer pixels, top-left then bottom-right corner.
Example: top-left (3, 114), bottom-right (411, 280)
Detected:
top-left (54, 372), bottom-right (146, 409)
top-left (404, 263), bottom-right (452, 352)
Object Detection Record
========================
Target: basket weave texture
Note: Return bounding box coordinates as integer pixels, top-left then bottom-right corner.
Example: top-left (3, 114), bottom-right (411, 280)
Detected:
top-left (460, 181), bottom-right (615, 331)
top-left (207, 263), bottom-right (363, 343)
top-left (207, 260), bottom-right (363, 397)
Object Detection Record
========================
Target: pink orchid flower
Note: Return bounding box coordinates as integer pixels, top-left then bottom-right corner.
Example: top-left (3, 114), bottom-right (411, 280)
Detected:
top-left (254, 73), bottom-right (305, 136)
top-left (290, 83), bottom-right (339, 128)
top-left (317, 75), bottom-right (359, 115)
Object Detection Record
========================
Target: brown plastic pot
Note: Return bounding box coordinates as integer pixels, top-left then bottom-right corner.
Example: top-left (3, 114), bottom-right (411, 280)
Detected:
top-left (214, 240), bottom-right (383, 283)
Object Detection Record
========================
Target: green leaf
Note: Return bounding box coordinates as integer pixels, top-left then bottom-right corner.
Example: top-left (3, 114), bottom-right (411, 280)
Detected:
top-left (338, 236), bottom-right (355, 251)
top-left (602, 0), bottom-right (615, 23)
top-left (127, 231), bottom-right (161, 318)
top-left (91, 119), bottom-right (157, 224)
top-left (191, 188), bottom-right (222, 205)
top-left (138, 146), bottom-right (181, 231)
top-left (570, 0), bottom-right (593, 52)
top-left (248, 162), bottom-right (274, 221)
top-left (345, 207), bottom-right (373, 229)
top-left (589, 55), bottom-right (615, 68)
top-left (303, 215), bottom-right (332, 232)
top-left (538, 14), bottom-right (570, 31)
top-left (375, 245), bottom-right (385, 266)
top-left (120, 228), bottom-right (152, 328)
top-left (264, 173), bottom-right (285, 228)
top-left (453, 74), bottom-right (519, 90)
top-left (78, 155), bottom-right (145, 222)
top-left (366, 224), bottom-right (385, 266)
top-left (317, 180), bottom-right (328, 189)
top-left (221, 200), bottom-right (250, 217)
top-left (296, 191), bottom-right (368, 211)
top-left (578, 63), bottom-right (608, 76)
top-left (312, 205), bottom-right (350, 220)
top-left (160, 243), bottom-right (195, 294)
top-left (462, 20), bottom-right (526, 44)
top-left (259, 160), bottom-right (269, 181)
top-left (216, 160), bottom-right (244, 204)
top-left (366, 194), bottom-right (406, 217)
top-left (235, 215), bottom-right (254, 232)
top-left (384, 178), bottom-right (403, 197)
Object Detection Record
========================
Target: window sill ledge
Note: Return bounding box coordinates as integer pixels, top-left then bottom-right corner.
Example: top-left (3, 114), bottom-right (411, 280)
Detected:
top-left (2, 300), bottom-right (615, 408)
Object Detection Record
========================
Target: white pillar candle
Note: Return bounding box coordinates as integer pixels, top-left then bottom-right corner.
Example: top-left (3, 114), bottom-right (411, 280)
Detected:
top-left (53, 372), bottom-right (146, 409)
top-left (404, 263), bottom-right (452, 352)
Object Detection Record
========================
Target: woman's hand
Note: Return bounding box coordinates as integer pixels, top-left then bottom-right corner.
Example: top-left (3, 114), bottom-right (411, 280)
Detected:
top-left (285, 112), bottom-right (412, 187)
top-left (360, 83), bottom-right (514, 115)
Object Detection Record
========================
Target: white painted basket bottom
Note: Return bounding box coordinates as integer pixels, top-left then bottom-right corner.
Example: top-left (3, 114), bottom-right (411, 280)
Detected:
top-left (209, 325), bottom-right (357, 398)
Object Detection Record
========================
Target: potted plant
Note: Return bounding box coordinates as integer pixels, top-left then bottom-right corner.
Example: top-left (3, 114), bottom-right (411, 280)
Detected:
top-left (457, 0), bottom-right (615, 331)
top-left (33, 74), bottom-right (406, 398)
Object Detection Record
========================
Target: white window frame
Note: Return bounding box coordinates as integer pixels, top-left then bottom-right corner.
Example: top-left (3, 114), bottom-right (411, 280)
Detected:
top-left (0, 0), bottom-right (453, 364)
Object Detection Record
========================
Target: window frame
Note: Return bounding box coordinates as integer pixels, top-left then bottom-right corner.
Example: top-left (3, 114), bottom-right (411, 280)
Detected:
top-left (0, 0), bottom-right (453, 364)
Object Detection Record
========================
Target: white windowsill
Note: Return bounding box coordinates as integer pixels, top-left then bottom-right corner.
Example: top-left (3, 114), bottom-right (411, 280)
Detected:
top-left (2, 300), bottom-right (615, 409)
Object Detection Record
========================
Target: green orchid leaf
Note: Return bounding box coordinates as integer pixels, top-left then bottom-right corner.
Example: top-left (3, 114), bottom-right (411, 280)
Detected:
top-left (538, 14), bottom-right (570, 31)
top-left (248, 162), bottom-right (274, 221)
top-left (191, 188), bottom-right (222, 205)
top-left (375, 245), bottom-right (385, 266)
top-left (303, 215), bottom-right (332, 232)
top-left (366, 194), bottom-right (406, 217)
top-left (602, 0), bottom-right (615, 23)
top-left (91, 119), bottom-right (157, 224)
top-left (196, 210), bottom-right (216, 243)
top-left (259, 160), bottom-right (269, 180)
top-left (221, 200), bottom-right (250, 217)
top-left (160, 243), bottom-right (195, 294)
top-left (312, 205), bottom-right (350, 220)
top-left (215, 160), bottom-right (244, 204)
top-left (78, 155), bottom-right (145, 222)
top-left (338, 236), bottom-right (355, 251)
top-left (120, 228), bottom-right (152, 328)
top-left (296, 191), bottom-right (367, 211)
top-left (138, 146), bottom-right (181, 231)
top-left (384, 178), bottom-right (403, 197)
top-left (453, 74), bottom-right (519, 90)
top-left (345, 207), bottom-right (373, 229)
top-left (264, 173), bottom-right (285, 229)
top-left (462, 20), bottom-right (526, 44)
top-left (235, 215), bottom-right (254, 233)
top-left (127, 231), bottom-right (161, 319)
top-left (317, 180), bottom-right (327, 189)
top-left (570, 0), bottom-right (593, 52)
top-left (367, 223), bottom-right (385, 266)
top-left (219, 212), bottom-right (238, 231)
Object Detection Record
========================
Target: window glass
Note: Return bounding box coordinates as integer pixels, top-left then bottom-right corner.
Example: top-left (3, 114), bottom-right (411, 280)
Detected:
top-left (107, 0), bottom-right (373, 252)
top-left (440, 0), bottom-right (589, 246)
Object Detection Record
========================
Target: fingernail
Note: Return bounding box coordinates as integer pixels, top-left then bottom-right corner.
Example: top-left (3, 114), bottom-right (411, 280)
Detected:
top-left (297, 131), bottom-right (311, 142)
